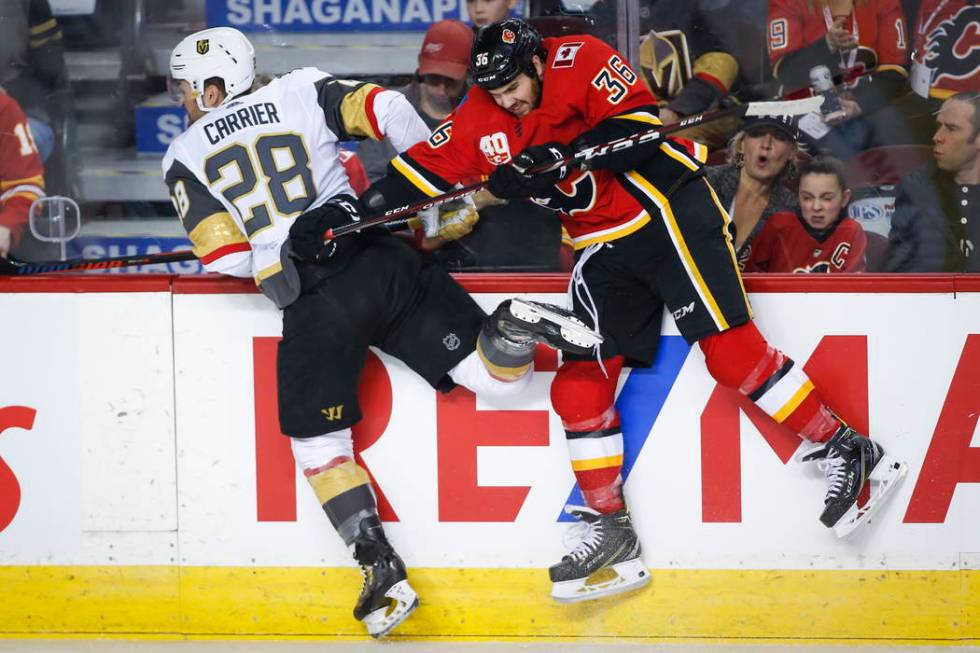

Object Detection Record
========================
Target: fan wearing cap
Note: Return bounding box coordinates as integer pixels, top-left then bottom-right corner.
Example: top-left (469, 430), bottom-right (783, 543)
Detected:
top-left (358, 20), bottom-right (474, 182)
top-left (706, 114), bottom-right (807, 269)
top-left (744, 155), bottom-right (867, 272)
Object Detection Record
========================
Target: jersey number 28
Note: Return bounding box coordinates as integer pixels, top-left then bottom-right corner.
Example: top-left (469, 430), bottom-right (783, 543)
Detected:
top-left (204, 133), bottom-right (315, 238)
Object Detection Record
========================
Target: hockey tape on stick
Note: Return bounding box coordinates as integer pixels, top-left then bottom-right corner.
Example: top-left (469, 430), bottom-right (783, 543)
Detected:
top-left (0, 249), bottom-right (198, 276)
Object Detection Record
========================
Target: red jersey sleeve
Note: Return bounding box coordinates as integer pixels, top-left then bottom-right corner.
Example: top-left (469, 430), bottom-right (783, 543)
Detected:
top-left (0, 93), bottom-right (45, 248)
top-left (875, 0), bottom-right (909, 72)
top-left (768, 0), bottom-right (807, 65)
top-left (744, 215), bottom-right (789, 273)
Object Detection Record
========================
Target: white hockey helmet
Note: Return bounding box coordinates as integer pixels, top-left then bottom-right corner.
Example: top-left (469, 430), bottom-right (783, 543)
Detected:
top-left (169, 27), bottom-right (255, 112)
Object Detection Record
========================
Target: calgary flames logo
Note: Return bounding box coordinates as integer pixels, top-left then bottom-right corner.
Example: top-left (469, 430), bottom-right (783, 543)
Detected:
top-left (925, 5), bottom-right (980, 83)
top-left (502, 29), bottom-right (516, 44)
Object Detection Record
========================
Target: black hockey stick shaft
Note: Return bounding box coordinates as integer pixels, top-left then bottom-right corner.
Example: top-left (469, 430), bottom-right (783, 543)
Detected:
top-left (0, 249), bottom-right (198, 276)
top-left (325, 95), bottom-right (828, 240)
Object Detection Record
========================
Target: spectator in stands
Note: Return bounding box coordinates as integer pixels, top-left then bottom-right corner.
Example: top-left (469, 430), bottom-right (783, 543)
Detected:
top-left (466, 0), bottom-right (518, 28)
top-left (0, 0), bottom-right (69, 162)
top-left (768, 0), bottom-right (910, 160)
top-left (871, 0), bottom-right (979, 147)
top-left (358, 20), bottom-right (474, 181)
top-left (706, 115), bottom-right (803, 269)
top-left (886, 93), bottom-right (980, 272)
top-left (0, 88), bottom-right (45, 259)
top-left (745, 155), bottom-right (867, 272)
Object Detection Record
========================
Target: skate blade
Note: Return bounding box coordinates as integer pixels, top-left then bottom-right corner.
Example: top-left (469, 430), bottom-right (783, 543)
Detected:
top-left (551, 557), bottom-right (650, 603)
top-left (832, 456), bottom-right (908, 539)
top-left (510, 299), bottom-right (603, 349)
top-left (363, 579), bottom-right (419, 639)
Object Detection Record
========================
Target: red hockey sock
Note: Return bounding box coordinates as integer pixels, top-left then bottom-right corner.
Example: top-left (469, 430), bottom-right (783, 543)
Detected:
top-left (700, 322), bottom-right (840, 443)
top-left (552, 357), bottom-right (627, 513)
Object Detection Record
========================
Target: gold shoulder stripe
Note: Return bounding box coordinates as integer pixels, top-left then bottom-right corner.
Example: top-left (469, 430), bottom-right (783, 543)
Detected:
top-left (339, 83), bottom-right (383, 140)
top-left (187, 212), bottom-right (247, 259)
top-left (693, 52), bottom-right (739, 88)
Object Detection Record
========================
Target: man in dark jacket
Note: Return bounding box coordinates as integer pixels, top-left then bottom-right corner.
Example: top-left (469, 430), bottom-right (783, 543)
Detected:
top-left (886, 93), bottom-right (980, 272)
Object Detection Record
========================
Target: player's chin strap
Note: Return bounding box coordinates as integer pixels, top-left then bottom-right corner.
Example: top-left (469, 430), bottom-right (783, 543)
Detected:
top-left (324, 95), bottom-right (829, 241)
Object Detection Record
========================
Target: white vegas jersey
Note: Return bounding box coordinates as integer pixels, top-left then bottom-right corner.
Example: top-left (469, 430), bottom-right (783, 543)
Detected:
top-left (163, 67), bottom-right (430, 308)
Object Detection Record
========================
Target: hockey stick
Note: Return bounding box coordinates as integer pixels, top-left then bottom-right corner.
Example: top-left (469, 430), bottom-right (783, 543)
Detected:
top-left (325, 94), bottom-right (826, 240)
top-left (0, 249), bottom-right (198, 276)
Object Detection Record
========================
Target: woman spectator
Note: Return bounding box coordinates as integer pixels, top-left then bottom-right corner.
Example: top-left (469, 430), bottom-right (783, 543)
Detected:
top-left (706, 115), bottom-right (803, 269)
top-left (745, 156), bottom-right (867, 272)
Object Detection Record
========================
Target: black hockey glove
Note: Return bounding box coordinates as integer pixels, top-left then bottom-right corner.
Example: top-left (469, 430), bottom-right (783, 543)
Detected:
top-left (487, 142), bottom-right (575, 199)
top-left (288, 195), bottom-right (363, 263)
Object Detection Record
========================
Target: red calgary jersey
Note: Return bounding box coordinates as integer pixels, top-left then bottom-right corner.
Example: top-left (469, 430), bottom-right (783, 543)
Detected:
top-left (393, 35), bottom-right (708, 249)
top-left (0, 92), bottom-right (45, 248)
top-left (768, 0), bottom-right (909, 77)
top-left (745, 212), bottom-right (867, 272)
top-left (912, 0), bottom-right (980, 98)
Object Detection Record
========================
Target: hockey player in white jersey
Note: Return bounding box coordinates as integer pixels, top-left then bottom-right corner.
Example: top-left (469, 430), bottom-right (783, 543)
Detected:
top-left (163, 27), bottom-right (601, 639)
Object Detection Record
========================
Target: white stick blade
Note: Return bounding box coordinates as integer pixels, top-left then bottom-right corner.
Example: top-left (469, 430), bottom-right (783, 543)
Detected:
top-left (745, 96), bottom-right (825, 117)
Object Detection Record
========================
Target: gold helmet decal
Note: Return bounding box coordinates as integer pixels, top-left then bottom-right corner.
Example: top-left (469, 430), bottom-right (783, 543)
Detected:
top-left (196, 39), bottom-right (209, 55)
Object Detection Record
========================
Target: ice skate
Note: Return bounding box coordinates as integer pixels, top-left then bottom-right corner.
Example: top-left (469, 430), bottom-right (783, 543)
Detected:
top-left (799, 426), bottom-right (908, 538)
top-left (351, 519), bottom-right (419, 638)
top-left (549, 506), bottom-right (649, 603)
top-left (488, 298), bottom-right (603, 356)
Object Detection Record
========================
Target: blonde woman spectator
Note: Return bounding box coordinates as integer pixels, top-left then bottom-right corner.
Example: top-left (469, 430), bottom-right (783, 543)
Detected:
top-left (706, 115), bottom-right (803, 269)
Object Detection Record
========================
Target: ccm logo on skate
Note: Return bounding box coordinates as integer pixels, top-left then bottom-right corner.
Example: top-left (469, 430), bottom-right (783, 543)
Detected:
top-left (0, 406), bottom-right (37, 533)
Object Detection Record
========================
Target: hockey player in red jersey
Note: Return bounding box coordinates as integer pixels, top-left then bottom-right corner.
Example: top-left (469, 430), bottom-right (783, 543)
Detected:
top-left (320, 18), bottom-right (908, 603)
top-left (746, 156), bottom-right (867, 272)
top-left (0, 90), bottom-right (45, 259)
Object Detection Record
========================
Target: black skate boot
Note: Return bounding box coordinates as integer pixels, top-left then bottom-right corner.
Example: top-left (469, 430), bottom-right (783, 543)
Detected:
top-left (485, 299), bottom-right (602, 356)
top-left (351, 517), bottom-right (419, 638)
top-left (548, 506), bottom-right (649, 603)
top-left (800, 425), bottom-right (907, 538)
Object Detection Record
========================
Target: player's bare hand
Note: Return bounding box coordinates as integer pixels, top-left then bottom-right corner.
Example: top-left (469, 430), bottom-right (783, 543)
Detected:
top-left (825, 16), bottom-right (859, 52)
top-left (0, 226), bottom-right (11, 259)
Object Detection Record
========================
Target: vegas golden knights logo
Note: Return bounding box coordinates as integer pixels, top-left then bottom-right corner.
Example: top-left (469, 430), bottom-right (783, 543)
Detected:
top-left (321, 405), bottom-right (344, 421)
top-left (196, 39), bottom-right (209, 55)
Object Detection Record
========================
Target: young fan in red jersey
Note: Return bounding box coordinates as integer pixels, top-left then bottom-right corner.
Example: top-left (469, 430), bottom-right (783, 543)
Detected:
top-left (746, 156), bottom-right (867, 272)
top-left (297, 18), bottom-right (909, 604)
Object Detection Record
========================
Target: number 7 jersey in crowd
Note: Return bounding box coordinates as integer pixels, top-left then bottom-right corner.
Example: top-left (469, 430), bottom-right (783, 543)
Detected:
top-left (162, 68), bottom-right (428, 308)
top-left (391, 34), bottom-right (710, 251)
